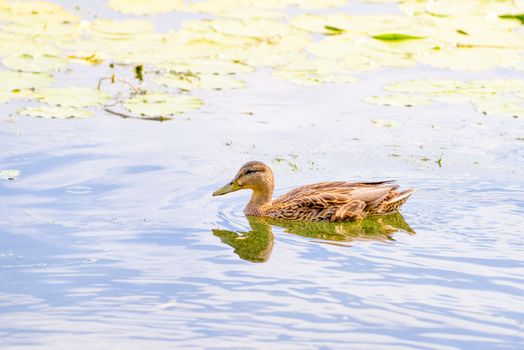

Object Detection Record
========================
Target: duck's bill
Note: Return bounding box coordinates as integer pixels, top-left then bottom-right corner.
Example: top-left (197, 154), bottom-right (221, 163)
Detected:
top-left (212, 180), bottom-right (240, 196)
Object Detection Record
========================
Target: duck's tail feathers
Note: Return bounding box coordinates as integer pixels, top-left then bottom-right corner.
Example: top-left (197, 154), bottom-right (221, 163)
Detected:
top-left (382, 189), bottom-right (416, 213)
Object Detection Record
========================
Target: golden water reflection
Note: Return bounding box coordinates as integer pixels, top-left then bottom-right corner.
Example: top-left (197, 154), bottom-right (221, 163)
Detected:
top-left (213, 213), bottom-right (415, 263)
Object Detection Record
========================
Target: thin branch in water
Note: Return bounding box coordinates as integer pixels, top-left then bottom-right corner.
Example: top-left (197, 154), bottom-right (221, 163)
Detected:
top-left (104, 108), bottom-right (171, 122)
top-left (104, 107), bottom-right (133, 119)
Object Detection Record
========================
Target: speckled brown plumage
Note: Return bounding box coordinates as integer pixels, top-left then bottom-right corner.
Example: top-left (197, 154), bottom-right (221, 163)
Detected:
top-left (213, 161), bottom-right (415, 222)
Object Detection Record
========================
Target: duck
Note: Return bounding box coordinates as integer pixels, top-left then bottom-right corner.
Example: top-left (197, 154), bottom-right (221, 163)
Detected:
top-left (212, 161), bottom-right (415, 222)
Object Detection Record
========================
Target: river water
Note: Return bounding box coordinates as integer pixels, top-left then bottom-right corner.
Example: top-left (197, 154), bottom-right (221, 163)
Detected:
top-left (1, 1), bottom-right (524, 349)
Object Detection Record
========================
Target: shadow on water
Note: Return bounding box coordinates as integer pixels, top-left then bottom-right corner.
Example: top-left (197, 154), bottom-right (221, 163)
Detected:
top-left (213, 213), bottom-right (415, 263)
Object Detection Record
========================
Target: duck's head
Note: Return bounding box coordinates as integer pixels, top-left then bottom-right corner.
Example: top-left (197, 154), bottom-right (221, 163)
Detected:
top-left (213, 161), bottom-right (274, 197)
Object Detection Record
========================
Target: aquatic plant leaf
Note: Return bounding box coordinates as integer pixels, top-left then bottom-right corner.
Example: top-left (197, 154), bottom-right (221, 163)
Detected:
top-left (324, 25), bottom-right (345, 35)
top-left (385, 79), bottom-right (469, 94)
top-left (123, 92), bottom-right (203, 117)
top-left (108, 0), bottom-right (184, 15)
top-left (1, 1), bottom-right (66, 16)
top-left (174, 23), bottom-right (259, 46)
top-left (365, 37), bottom-right (442, 55)
top-left (64, 34), bottom-right (165, 62)
top-left (472, 96), bottom-right (524, 118)
top-left (434, 24), bottom-right (524, 48)
top-left (416, 48), bottom-right (507, 71)
top-left (2, 54), bottom-right (68, 73)
top-left (498, 14), bottom-right (524, 25)
top-left (293, 13), bottom-right (418, 35)
top-left (0, 88), bottom-right (34, 103)
top-left (18, 106), bottom-right (93, 119)
top-left (89, 19), bottom-right (154, 38)
top-left (195, 7), bottom-right (284, 19)
top-left (235, 51), bottom-right (304, 68)
top-left (290, 14), bottom-right (336, 33)
top-left (0, 170), bottom-right (20, 180)
top-left (159, 59), bottom-right (254, 75)
top-left (466, 79), bottom-right (524, 94)
top-left (273, 70), bottom-right (358, 86)
top-left (372, 33), bottom-right (425, 41)
top-left (35, 87), bottom-right (110, 107)
top-left (1, 20), bottom-right (81, 38)
top-left (0, 71), bottom-right (53, 91)
top-left (211, 19), bottom-right (294, 38)
top-left (424, 1), bottom-right (482, 17)
top-left (292, 0), bottom-right (348, 9)
top-left (372, 119), bottom-right (398, 128)
top-left (134, 65), bottom-right (144, 81)
top-left (0, 32), bottom-right (62, 56)
top-left (67, 53), bottom-right (104, 65)
top-left (364, 94), bottom-right (433, 107)
top-left (154, 73), bottom-right (246, 90)
top-left (307, 37), bottom-right (367, 60)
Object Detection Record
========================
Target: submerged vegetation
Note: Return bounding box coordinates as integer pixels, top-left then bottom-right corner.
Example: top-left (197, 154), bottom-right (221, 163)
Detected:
top-left (0, 0), bottom-right (523, 119)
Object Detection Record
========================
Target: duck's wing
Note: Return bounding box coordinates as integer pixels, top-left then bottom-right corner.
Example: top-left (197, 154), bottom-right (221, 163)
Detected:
top-left (269, 182), bottom-right (400, 221)
top-left (274, 181), bottom-right (396, 204)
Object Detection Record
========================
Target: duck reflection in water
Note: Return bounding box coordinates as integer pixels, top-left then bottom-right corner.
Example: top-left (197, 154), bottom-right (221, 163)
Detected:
top-left (212, 213), bottom-right (415, 263)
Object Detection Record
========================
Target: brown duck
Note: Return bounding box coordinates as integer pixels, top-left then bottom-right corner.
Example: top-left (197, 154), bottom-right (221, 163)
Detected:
top-left (213, 161), bottom-right (415, 222)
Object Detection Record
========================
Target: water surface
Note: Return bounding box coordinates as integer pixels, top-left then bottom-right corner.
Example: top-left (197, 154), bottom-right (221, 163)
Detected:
top-left (1, 1), bottom-right (524, 349)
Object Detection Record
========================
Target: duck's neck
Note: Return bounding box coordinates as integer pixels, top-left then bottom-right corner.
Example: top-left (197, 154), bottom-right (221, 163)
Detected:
top-left (245, 189), bottom-right (273, 216)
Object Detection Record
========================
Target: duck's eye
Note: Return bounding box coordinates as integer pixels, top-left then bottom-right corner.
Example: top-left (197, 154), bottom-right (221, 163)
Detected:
top-left (245, 169), bottom-right (258, 175)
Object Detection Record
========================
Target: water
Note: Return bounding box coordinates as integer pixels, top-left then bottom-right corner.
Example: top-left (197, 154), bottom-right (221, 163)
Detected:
top-left (2, 2), bottom-right (524, 350)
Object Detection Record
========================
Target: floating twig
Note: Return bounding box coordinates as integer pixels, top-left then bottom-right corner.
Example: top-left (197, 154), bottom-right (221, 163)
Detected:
top-left (104, 107), bottom-right (171, 122)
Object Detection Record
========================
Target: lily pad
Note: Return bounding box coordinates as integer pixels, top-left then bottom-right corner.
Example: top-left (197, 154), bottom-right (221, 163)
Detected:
top-left (416, 48), bottom-right (508, 71)
top-left (123, 92), bottom-right (203, 117)
top-left (472, 96), bottom-right (524, 118)
top-left (153, 73), bottom-right (246, 90)
top-left (372, 119), bottom-right (398, 128)
top-left (108, 0), bottom-right (184, 15)
top-left (18, 106), bottom-right (93, 119)
top-left (0, 88), bottom-right (34, 103)
top-left (273, 70), bottom-right (358, 86)
top-left (159, 59), bottom-right (254, 75)
top-left (210, 19), bottom-right (294, 38)
top-left (0, 71), bottom-right (53, 91)
top-left (0, 32), bottom-right (62, 56)
top-left (290, 14), bottom-right (340, 34)
top-left (435, 24), bottom-right (524, 48)
top-left (364, 94), bottom-right (434, 107)
top-left (467, 79), bottom-right (524, 94)
top-left (213, 8), bottom-right (284, 20)
top-left (384, 79), bottom-right (469, 94)
top-left (2, 53), bottom-right (68, 73)
top-left (307, 37), bottom-right (367, 60)
top-left (89, 19), bottom-right (154, 38)
top-left (0, 170), bottom-right (20, 180)
top-left (2, 21), bottom-right (81, 38)
top-left (35, 87), bottom-right (110, 107)
top-left (1, 1), bottom-right (66, 16)
top-left (292, 0), bottom-right (347, 9)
